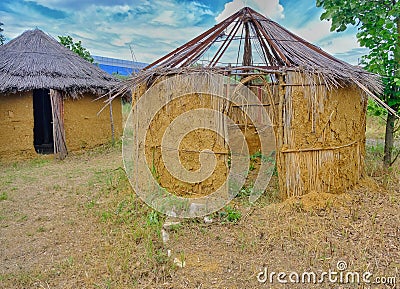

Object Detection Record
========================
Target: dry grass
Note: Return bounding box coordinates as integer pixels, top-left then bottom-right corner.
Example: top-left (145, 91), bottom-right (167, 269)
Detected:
top-left (0, 117), bottom-right (399, 289)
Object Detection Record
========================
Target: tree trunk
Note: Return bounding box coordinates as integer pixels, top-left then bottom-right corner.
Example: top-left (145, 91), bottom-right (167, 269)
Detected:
top-left (384, 113), bottom-right (396, 168)
top-left (384, 16), bottom-right (400, 168)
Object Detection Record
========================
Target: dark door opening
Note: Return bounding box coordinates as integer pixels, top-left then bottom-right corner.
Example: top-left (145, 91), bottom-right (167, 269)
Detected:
top-left (33, 89), bottom-right (54, 154)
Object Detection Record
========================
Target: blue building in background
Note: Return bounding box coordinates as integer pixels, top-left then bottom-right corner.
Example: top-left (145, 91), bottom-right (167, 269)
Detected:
top-left (92, 55), bottom-right (147, 76)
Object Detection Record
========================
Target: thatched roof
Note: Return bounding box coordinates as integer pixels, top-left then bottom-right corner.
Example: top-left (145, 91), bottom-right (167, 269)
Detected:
top-left (0, 29), bottom-right (119, 97)
top-left (118, 7), bottom-right (394, 113)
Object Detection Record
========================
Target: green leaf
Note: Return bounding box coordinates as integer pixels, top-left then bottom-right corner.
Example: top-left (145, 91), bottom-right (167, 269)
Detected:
top-left (388, 98), bottom-right (400, 107)
top-left (316, 0), bottom-right (399, 116)
top-left (58, 35), bottom-right (94, 63)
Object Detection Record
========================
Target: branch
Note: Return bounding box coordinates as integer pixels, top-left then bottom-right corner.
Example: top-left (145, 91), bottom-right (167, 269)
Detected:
top-left (378, 114), bottom-right (388, 123)
top-left (390, 149), bottom-right (400, 166)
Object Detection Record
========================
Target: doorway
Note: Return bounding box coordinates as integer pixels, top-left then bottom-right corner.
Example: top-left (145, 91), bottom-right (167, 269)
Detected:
top-left (33, 89), bottom-right (54, 154)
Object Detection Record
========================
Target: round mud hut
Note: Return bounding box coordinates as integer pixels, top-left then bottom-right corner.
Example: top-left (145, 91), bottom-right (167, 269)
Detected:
top-left (119, 7), bottom-right (388, 200)
top-left (0, 29), bottom-right (122, 160)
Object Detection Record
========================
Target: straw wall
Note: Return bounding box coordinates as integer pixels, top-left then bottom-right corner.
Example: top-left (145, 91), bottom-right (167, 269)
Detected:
top-left (64, 94), bottom-right (122, 151)
top-left (229, 84), bottom-right (279, 154)
top-left (277, 71), bottom-right (367, 198)
top-left (0, 92), bottom-right (36, 160)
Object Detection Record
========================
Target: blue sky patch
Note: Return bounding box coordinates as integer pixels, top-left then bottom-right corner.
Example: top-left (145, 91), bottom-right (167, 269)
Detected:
top-left (0, 0), bottom-right (365, 64)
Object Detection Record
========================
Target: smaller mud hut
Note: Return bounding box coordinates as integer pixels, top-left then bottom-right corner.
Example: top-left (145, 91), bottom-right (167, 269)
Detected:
top-left (0, 29), bottom-right (122, 160)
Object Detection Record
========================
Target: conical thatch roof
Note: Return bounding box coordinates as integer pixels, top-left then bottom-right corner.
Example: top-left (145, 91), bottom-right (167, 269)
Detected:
top-left (119, 6), bottom-right (391, 111)
top-left (0, 29), bottom-right (118, 97)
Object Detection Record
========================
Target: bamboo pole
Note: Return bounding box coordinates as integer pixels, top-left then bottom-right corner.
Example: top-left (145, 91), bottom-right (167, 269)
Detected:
top-left (50, 89), bottom-right (67, 160)
top-left (109, 96), bottom-right (115, 144)
top-left (276, 73), bottom-right (286, 198)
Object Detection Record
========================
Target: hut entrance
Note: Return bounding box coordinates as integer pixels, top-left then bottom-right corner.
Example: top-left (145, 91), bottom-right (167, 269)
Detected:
top-left (33, 89), bottom-right (54, 154)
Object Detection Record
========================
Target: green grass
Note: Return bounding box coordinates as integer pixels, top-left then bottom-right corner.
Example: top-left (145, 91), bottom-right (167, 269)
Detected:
top-left (37, 226), bottom-right (46, 233)
top-left (0, 192), bottom-right (8, 201)
top-left (29, 157), bottom-right (51, 168)
top-left (218, 206), bottom-right (242, 223)
top-left (80, 167), bottom-right (172, 285)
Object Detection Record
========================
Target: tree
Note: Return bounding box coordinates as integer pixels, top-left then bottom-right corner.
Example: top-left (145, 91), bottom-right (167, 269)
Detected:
top-left (316, 0), bottom-right (400, 168)
top-left (0, 22), bottom-right (5, 45)
top-left (58, 35), bottom-right (94, 63)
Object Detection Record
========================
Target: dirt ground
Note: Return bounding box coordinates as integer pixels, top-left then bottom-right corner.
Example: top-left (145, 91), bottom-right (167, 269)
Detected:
top-left (0, 147), bottom-right (121, 287)
top-left (0, 143), bottom-right (399, 288)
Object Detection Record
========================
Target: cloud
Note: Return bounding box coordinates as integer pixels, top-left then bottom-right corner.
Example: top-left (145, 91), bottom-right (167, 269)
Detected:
top-left (332, 47), bottom-right (368, 65)
top-left (0, 0), bottom-right (365, 65)
top-left (290, 17), bottom-right (333, 43)
top-left (24, 1), bottom-right (67, 19)
top-left (0, 0), bottom-right (217, 63)
top-left (284, 8), bottom-right (363, 65)
top-left (30, 0), bottom-right (144, 10)
top-left (215, 0), bottom-right (284, 22)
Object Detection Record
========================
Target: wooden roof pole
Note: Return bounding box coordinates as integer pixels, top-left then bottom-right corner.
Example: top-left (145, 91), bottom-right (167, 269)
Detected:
top-left (143, 10), bottom-right (241, 70)
top-left (249, 20), bottom-right (276, 66)
top-left (178, 17), bottom-right (237, 67)
top-left (242, 19), bottom-right (252, 66)
top-left (209, 18), bottom-right (242, 67)
top-left (247, 8), bottom-right (291, 66)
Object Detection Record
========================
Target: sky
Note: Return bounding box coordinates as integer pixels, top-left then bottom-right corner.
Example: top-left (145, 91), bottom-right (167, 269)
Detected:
top-left (0, 0), bottom-right (368, 65)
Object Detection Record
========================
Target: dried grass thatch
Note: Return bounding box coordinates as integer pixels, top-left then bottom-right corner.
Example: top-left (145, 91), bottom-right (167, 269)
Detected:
top-left (115, 7), bottom-right (395, 114)
top-left (0, 29), bottom-right (118, 98)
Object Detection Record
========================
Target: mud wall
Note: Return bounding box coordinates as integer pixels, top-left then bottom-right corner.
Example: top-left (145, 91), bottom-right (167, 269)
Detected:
top-left (138, 79), bottom-right (276, 198)
top-left (0, 92), bottom-right (123, 160)
top-left (144, 93), bottom-right (229, 198)
top-left (136, 72), bottom-right (366, 200)
top-left (278, 71), bottom-right (367, 198)
top-left (0, 92), bottom-right (36, 160)
top-left (64, 94), bottom-right (123, 151)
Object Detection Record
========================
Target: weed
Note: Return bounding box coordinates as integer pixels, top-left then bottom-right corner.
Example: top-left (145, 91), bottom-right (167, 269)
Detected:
top-left (219, 206), bottom-right (241, 223)
top-left (87, 199), bottom-right (96, 209)
top-left (237, 185), bottom-right (252, 198)
top-left (249, 162), bottom-right (255, 171)
top-left (0, 192), bottom-right (8, 201)
top-left (179, 251), bottom-right (185, 264)
top-left (18, 215), bottom-right (28, 222)
top-left (199, 226), bottom-right (208, 234)
top-left (65, 256), bottom-right (74, 268)
top-left (147, 210), bottom-right (161, 227)
top-left (167, 223), bottom-right (182, 232)
top-left (53, 184), bottom-right (61, 191)
top-left (248, 151), bottom-right (266, 172)
top-left (37, 226), bottom-right (46, 233)
top-left (151, 148), bottom-right (160, 181)
top-left (154, 248), bottom-right (169, 264)
top-left (101, 211), bottom-right (113, 222)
